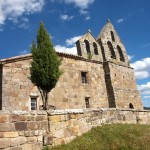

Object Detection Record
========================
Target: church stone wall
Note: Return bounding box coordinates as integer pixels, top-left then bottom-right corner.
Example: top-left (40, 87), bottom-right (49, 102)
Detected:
top-left (2, 59), bottom-right (33, 111)
top-left (1, 55), bottom-right (108, 111)
top-left (48, 57), bottom-right (108, 109)
top-left (108, 62), bottom-right (143, 109)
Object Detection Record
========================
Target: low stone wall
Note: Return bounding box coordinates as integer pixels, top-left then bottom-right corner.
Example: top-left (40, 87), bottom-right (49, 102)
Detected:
top-left (0, 111), bottom-right (48, 150)
top-left (47, 108), bottom-right (150, 146)
top-left (0, 109), bottom-right (150, 149)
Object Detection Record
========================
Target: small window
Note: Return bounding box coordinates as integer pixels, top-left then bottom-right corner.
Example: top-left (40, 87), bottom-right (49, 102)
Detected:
top-left (85, 97), bottom-right (90, 108)
top-left (129, 103), bottom-right (134, 109)
top-left (81, 72), bottom-right (88, 84)
top-left (84, 40), bottom-right (91, 54)
top-left (117, 45), bottom-right (125, 62)
top-left (110, 31), bottom-right (115, 42)
top-left (31, 98), bottom-right (37, 110)
top-left (93, 42), bottom-right (98, 55)
top-left (107, 41), bottom-right (116, 59)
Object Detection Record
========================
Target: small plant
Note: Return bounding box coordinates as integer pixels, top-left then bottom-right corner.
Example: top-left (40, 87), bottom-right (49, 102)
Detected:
top-left (88, 53), bottom-right (93, 60)
top-left (128, 60), bottom-right (131, 66)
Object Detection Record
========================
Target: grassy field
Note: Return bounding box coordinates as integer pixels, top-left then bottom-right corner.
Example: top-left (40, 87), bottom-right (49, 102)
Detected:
top-left (45, 124), bottom-right (150, 150)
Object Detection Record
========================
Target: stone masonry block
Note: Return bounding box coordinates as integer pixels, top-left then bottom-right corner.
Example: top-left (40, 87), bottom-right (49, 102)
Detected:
top-left (36, 115), bottom-right (47, 121)
top-left (54, 138), bottom-right (65, 146)
top-left (24, 131), bottom-right (35, 137)
top-left (19, 115), bottom-right (26, 121)
top-left (64, 128), bottom-right (73, 137)
top-left (69, 114), bottom-right (77, 119)
top-left (40, 121), bottom-right (48, 130)
top-left (44, 135), bottom-right (53, 145)
top-left (0, 123), bottom-right (14, 132)
top-left (15, 122), bottom-right (27, 131)
top-left (4, 132), bottom-right (18, 138)
top-left (0, 138), bottom-right (10, 148)
top-left (26, 116), bottom-right (35, 121)
top-left (27, 136), bottom-right (37, 142)
top-left (37, 135), bottom-right (43, 142)
top-left (71, 125), bottom-right (79, 136)
top-left (0, 115), bottom-right (9, 123)
top-left (53, 129), bottom-right (64, 139)
top-left (11, 146), bottom-right (22, 150)
top-left (0, 132), bottom-right (4, 137)
top-left (10, 115), bottom-right (20, 122)
top-left (22, 143), bottom-right (42, 150)
top-left (10, 137), bottom-right (27, 147)
top-left (27, 122), bottom-right (40, 130)
top-left (49, 115), bottom-right (61, 123)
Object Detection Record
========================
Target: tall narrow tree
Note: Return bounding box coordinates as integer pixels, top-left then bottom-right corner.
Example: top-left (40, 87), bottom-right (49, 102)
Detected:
top-left (30, 22), bottom-right (61, 110)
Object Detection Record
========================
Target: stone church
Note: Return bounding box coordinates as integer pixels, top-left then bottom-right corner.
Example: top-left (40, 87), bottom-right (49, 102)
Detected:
top-left (0, 20), bottom-right (143, 111)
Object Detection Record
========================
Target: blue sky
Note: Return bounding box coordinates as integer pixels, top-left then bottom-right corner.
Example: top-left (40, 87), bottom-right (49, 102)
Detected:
top-left (0, 0), bottom-right (150, 107)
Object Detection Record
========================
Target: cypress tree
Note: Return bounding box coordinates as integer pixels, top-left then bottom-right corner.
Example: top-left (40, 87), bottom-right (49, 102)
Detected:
top-left (30, 22), bottom-right (61, 110)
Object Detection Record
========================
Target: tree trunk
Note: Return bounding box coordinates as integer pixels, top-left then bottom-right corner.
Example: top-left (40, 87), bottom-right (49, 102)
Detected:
top-left (45, 91), bottom-right (48, 110)
top-left (38, 87), bottom-right (48, 110)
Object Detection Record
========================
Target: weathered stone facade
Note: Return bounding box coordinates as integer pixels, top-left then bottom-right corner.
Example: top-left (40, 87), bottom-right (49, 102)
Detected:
top-left (0, 20), bottom-right (143, 111)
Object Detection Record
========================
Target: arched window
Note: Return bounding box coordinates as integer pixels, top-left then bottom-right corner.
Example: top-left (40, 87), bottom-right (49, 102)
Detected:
top-left (107, 41), bottom-right (116, 59)
top-left (93, 42), bottom-right (98, 55)
top-left (84, 40), bottom-right (90, 54)
top-left (129, 103), bottom-right (134, 109)
top-left (110, 31), bottom-right (115, 42)
top-left (117, 45), bottom-right (125, 62)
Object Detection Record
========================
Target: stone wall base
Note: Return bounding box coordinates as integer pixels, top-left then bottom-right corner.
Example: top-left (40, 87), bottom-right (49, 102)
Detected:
top-left (0, 108), bottom-right (150, 149)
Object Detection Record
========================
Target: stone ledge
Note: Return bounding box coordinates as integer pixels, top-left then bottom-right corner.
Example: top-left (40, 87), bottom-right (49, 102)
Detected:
top-left (47, 109), bottom-right (84, 115)
top-left (0, 109), bottom-right (149, 116)
top-left (47, 108), bottom-right (149, 115)
top-left (0, 110), bottom-right (47, 115)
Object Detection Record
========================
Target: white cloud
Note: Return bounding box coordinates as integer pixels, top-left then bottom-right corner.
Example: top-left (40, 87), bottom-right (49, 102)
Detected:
top-left (66, 35), bottom-right (82, 46)
top-left (63, 0), bottom-right (95, 9)
top-left (117, 18), bottom-right (124, 23)
top-left (131, 58), bottom-right (150, 71)
top-left (19, 50), bottom-right (28, 55)
top-left (60, 14), bottom-right (74, 21)
top-left (80, 9), bottom-right (88, 14)
top-left (131, 57), bottom-right (150, 80)
top-left (55, 45), bottom-right (77, 55)
top-left (0, 0), bottom-right (44, 26)
top-left (54, 0), bottom-right (94, 16)
top-left (137, 82), bottom-right (150, 105)
top-left (144, 96), bottom-right (150, 99)
top-left (138, 82), bottom-right (150, 91)
top-left (134, 71), bottom-right (149, 80)
top-left (54, 35), bottom-right (83, 55)
top-left (138, 82), bottom-right (150, 95)
top-left (85, 16), bottom-right (90, 20)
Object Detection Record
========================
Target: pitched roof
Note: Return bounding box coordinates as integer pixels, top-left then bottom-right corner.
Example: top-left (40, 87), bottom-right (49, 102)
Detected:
top-left (0, 52), bottom-right (102, 64)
